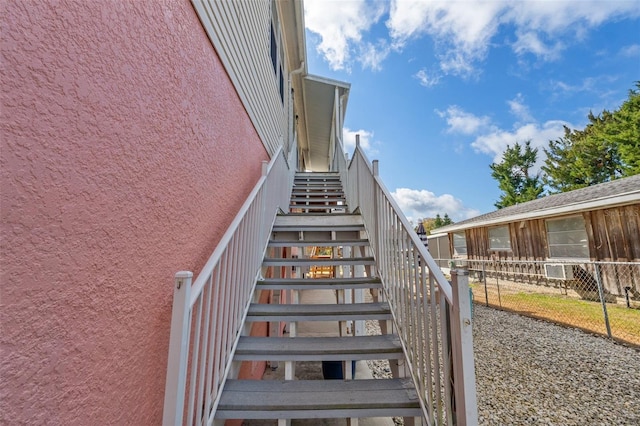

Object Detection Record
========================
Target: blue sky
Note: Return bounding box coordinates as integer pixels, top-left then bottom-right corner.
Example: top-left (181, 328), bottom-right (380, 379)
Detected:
top-left (303, 0), bottom-right (640, 223)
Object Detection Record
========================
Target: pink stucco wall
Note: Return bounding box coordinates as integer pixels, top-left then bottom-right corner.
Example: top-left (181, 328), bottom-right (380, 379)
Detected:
top-left (1, 1), bottom-right (269, 423)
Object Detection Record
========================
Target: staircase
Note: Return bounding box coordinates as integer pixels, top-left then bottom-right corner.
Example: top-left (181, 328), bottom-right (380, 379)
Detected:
top-left (214, 172), bottom-right (422, 423)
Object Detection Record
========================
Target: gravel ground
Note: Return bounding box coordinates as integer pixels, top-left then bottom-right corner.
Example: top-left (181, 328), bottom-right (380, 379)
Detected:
top-left (473, 304), bottom-right (639, 425)
top-left (367, 305), bottom-right (640, 425)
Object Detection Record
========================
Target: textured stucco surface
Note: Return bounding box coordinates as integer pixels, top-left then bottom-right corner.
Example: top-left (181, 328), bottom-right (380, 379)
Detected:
top-left (1, 0), bottom-right (269, 423)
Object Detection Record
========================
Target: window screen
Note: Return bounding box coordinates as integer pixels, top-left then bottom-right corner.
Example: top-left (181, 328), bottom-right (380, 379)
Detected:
top-left (546, 216), bottom-right (589, 258)
top-left (453, 232), bottom-right (467, 256)
top-left (488, 226), bottom-right (511, 250)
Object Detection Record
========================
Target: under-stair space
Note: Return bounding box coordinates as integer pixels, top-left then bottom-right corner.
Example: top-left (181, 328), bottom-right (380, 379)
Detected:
top-left (214, 172), bottom-right (422, 424)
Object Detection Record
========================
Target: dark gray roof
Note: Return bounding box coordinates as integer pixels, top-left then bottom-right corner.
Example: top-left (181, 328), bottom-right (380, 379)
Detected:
top-left (439, 174), bottom-right (640, 233)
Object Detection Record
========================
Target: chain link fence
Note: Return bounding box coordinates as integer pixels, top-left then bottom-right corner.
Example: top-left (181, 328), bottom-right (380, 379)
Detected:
top-left (438, 259), bottom-right (640, 347)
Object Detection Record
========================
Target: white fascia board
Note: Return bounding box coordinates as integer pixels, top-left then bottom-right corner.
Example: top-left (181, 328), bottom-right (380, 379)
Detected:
top-left (305, 74), bottom-right (351, 90)
top-left (427, 232), bottom-right (448, 239)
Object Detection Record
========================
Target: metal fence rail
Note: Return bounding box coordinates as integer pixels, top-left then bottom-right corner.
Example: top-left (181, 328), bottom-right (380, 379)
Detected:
top-left (163, 145), bottom-right (296, 426)
top-left (339, 138), bottom-right (478, 425)
top-left (440, 259), bottom-right (640, 346)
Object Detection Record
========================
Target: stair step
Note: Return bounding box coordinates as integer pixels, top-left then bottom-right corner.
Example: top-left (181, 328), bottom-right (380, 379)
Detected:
top-left (246, 302), bottom-right (392, 321)
top-left (215, 378), bottom-right (422, 420)
top-left (274, 225), bottom-right (363, 233)
top-left (235, 335), bottom-right (403, 361)
top-left (263, 257), bottom-right (375, 267)
top-left (295, 174), bottom-right (340, 180)
top-left (293, 186), bottom-right (343, 191)
top-left (291, 197), bottom-right (345, 202)
top-left (257, 277), bottom-right (382, 290)
top-left (268, 238), bottom-right (369, 247)
top-left (289, 205), bottom-right (347, 212)
top-left (293, 182), bottom-right (342, 191)
top-left (274, 214), bottom-right (362, 228)
top-left (293, 182), bottom-right (342, 187)
top-left (291, 191), bottom-right (345, 197)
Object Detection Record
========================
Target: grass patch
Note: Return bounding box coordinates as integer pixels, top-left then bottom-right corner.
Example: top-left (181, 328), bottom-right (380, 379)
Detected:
top-left (473, 289), bottom-right (640, 346)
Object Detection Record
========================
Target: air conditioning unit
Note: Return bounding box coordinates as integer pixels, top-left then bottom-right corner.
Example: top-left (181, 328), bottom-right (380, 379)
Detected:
top-left (544, 263), bottom-right (575, 280)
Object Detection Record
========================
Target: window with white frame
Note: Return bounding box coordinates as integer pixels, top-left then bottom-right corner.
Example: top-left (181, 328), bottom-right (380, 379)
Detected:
top-left (488, 226), bottom-right (511, 250)
top-left (270, 2), bottom-right (284, 103)
top-left (453, 232), bottom-right (467, 256)
top-left (546, 216), bottom-right (589, 259)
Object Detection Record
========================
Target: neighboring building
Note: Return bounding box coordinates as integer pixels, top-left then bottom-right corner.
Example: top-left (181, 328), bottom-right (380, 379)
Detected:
top-left (426, 232), bottom-right (451, 269)
top-left (1, 1), bottom-right (346, 423)
top-left (437, 174), bottom-right (640, 295)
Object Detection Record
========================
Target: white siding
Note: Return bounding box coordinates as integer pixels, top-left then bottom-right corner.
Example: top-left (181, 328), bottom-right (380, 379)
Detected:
top-left (192, 0), bottom-right (288, 156)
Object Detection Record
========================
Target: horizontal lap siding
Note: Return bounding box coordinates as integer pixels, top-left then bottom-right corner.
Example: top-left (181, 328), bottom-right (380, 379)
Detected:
top-left (193, 0), bottom-right (287, 157)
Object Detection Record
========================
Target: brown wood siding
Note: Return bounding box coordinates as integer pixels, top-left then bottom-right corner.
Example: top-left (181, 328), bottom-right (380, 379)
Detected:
top-left (460, 203), bottom-right (640, 262)
top-left (589, 205), bottom-right (640, 261)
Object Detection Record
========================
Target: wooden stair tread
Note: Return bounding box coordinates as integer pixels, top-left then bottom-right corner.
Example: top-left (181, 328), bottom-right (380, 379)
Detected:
top-left (246, 302), bottom-right (392, 321)
top-left (257, 277), bottom-right (381, 290)
top-left (263, 257), bottom-right (375, 266)
top-left (216, 378), bottom-right (421, 419)
top-left (235, 335), bottom-right (403, 360)
top-left (268, 238), bottom-right (369, 247)
top-left (274, 214), bottom-right (362, 226)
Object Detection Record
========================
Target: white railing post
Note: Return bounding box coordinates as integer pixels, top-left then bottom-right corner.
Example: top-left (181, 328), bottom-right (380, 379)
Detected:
top-left (450, 270), bottom-right (478, 426)
top-left (163, 271), bottom-right (193, 426)
top-left (355, 135), bottom-right (361, 211)
top-left (372, 159), bottom-right (379, 259)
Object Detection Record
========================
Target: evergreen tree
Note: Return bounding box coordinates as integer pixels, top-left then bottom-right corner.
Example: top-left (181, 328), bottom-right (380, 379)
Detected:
top-left (433, 214), bottom-right (443, 228)
top-left (603, 83), bottom-right (640, 175)
top-left (543, 83), bottom-right (639, 192)
top-left (543, 113), bottom-right (623, 192)
top-left (442, 213), bottom-right (453, 225)
top-left (490, 141), bottom-right (544, 209)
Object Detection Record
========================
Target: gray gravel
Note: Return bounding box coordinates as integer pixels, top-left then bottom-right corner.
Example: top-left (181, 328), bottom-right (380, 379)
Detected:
top-left (473, 304), bottom-right (639, 425)
top-left (367, 305), bottom-right (640, 425)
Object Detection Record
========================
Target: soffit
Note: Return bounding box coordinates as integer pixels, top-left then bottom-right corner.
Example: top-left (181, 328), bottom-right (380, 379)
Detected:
top-left (302, 74), bottom-right (350, 171)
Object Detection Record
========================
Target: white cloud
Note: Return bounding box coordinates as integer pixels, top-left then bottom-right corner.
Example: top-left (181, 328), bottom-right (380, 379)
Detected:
top-left (391, 187), bottom-right (480, 223)
top-left (471, 120), bottom-right (569, 166)
top-left (385, 0), bottom-right (640, 77)
top-left (512, 31), bottom-right (564, 61)
top-left (619, 44), bottom-right (640, 58)
top-left (414, 69), bottom-right (440, 87)
top-left (358, 40), bottom-right (392, 71)
top-left (343, 127), bottom-right (378, 157)
top-left (437, 102), bottom-right (570, 170)
top-left (437, 106), bottom-right (491, 135)
top-left (306, 0), bottom-right (640, 76)
top-left (508, 93), bottom-right (534, 123)
top-left (388, 0), bottom-right (502, 77)
top-left (504, 1), bottom-right (640, 34)
top-left (304, 0), bottom-right (387, 71)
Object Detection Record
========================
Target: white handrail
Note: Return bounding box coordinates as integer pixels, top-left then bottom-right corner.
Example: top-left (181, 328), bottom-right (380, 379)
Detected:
top-left (163, 144), bottom-right (296, 426)
top-left (334, 138), bottom-right (478, 425)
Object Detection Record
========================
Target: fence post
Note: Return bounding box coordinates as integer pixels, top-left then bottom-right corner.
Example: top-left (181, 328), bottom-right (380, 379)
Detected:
top-left (482, 262), bottom-right (489, 307)
top-left (163, 271), bottom-right (194, 426)
top-left (594, 263), bottom-right (612, 338)
top-left (450, 270), bottom-right (478, 426)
